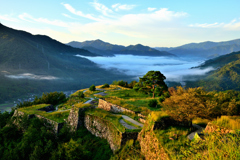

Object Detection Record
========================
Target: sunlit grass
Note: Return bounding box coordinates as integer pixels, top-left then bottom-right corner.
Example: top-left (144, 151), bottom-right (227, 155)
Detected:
top-left (86, 108), bottom-right (125, 132)
top-left (151, 111), bottom-right (169, 122)
top-left (18, 104), bottom-right (70, 123)
top-left (213, 116), bottom-right (240, 130)
top-left (192, 117), bottom-right (210, 127)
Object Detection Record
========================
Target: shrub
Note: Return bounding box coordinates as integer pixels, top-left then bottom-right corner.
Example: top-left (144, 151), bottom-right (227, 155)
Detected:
top-left (101, 83), bottom-right (109, 88)
top-left (159, 95), bottom-right (165, 103)
top-left (89, 85), bottom-right (96, 91)
top-left (148, 99), bottom-right (158, 108)
top-left (78, 91), bottom-right (84, 98)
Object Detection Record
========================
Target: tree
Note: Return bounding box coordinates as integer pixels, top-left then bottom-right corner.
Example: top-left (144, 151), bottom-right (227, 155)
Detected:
top-left (89, 85), bottom-right (96, 91)
top-left (139, 71), bottom-right (168, 98)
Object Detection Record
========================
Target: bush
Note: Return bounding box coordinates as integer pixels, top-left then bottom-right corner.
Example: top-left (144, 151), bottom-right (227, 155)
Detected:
top-left (16, 92), bottom-right (67, 108)
top-left (148, 99), bottom-right (158, 108)
top-left (159, 95), bottom-right (165, 103)
top-left (89, 85), bottom-right (96, 91)
top-left (101, 83), bottom-right (109, 88)
top-left (78, 91), bottom-right (84, 98)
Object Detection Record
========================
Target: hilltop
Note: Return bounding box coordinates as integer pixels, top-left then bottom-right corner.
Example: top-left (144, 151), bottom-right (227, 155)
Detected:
top-left (1, 76), bottom-right (240, 159)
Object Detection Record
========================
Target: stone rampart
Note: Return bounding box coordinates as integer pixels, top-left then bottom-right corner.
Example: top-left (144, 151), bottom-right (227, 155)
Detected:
top-left (12, 110), bottom-right (64, 134)
top-left (67, 106), bottom-right (95, 132)
top-left (84, 114), bottom-right (139, 153)
top-left (98, 99), bottom-right (135, 114)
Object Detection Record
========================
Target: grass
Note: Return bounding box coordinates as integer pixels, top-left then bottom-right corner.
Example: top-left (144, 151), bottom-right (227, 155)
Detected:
top-left (57, 96), bottom-right (90, 110)
top-left (212, 116), bottom-right (240, 130)
top-left (105, 89), bottom-right (149, 100)
top-left (150, 111), bottom-right (169, 122)
top-left (18, 104), bottom-right (70, 123)
top-left (192, 117), bottom-right (210, 127)
top-left (183, 132), bottom-right (240, 160)
top-left (154, 126), bottom-right (192, 159)
top-left (86, 108), bottom-right (126, 132)
top-left (74, 103), bottom-right (92, 108)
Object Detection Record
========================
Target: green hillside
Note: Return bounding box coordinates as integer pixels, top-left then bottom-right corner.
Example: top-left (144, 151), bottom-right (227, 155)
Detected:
top-left (0, 24), bottom-right (131, 103)
top-left (187, 51), bottom-right (240, 90)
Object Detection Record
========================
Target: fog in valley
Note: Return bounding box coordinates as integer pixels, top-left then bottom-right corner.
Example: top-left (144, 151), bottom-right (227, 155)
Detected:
top-left (76, 54), bottom-right (214, 82)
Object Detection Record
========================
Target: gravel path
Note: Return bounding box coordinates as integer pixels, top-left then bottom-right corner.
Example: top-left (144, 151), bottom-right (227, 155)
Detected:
top-left (121, 115), bottom-right (144, 128)
top-left (119, 119), bottom-right (138, 129)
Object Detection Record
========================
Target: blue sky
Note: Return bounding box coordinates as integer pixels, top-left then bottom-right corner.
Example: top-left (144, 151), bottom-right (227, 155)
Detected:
top-left (0, 0), bottom-right (240, 47)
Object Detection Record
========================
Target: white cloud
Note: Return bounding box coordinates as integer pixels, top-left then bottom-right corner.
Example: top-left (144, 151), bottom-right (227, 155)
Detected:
top-left (189, 22), bottom-right (224, 28)
top-left (18, 13), bottom-right (69, 27)
top-left (112, 3), bottom-right (136, 11)
top-left (6, 73), bottom-right (59, 80)
top-left (189, 19), bottom-right (240, 30)
top-left (0, 14), bottom-right (19, 22)
top-left (90, 1), bottom-right (113, 16)
top-left (62, 13), bottom-right (77, 20)
top-left (75, 54), bottom-right (213, 81)
top-left (224, 19), bottom-right (240, 30)
top-left (147, 7), bottom-right (156, 11)
top-left (61, 3), bottom-right (102, 21)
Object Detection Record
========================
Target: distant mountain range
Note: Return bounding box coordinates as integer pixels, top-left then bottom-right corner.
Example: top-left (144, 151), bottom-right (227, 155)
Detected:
top-left (155, 39), bottom-right (240, 59)
top-left (67, 40), bottom-right (175, 57)
top-left (0, 23), bottom-right (131, 103)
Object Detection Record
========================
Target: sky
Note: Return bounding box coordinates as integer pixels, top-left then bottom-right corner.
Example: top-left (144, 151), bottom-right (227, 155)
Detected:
top-left (0, 0), bottom-right (240, 47)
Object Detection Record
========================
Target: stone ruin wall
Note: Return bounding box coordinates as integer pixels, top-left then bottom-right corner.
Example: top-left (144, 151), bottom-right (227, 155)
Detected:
top-left (98, 99), bottom-right (146, 123)
top-left (12, 110), bottom-right (64, 134)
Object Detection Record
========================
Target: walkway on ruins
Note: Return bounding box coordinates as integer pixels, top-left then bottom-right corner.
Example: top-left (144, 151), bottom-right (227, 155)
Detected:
top-left (120, 115), bottom-right (144, 130)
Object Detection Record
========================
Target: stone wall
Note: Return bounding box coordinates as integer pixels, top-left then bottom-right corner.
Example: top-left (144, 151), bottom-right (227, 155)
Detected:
top-left (204, 122), bottom-right (234, 134)
top-left (138, 119), bottom-right (169, 160)
top-left (84, 114), bottom-right (139, 153)
top-left (67, 106), bottom-right (95, 132)
top-left (98, 99), bottom-right (135, 115)
top-left (35, 115), bottom-right (64, 134)
top-left (12, 110), bottom-right (64, 134)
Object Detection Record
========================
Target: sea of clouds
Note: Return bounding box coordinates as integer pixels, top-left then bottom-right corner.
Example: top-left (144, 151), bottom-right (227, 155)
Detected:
top-left (76, 54), bottom-right (214, 82)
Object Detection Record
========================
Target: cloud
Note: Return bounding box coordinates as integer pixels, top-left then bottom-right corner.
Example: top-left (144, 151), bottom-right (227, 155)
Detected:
top-left (90, 1), bottom-right (113, 16)
top-left (5, 73), bottom-right (59, 80)
top-left (112, 3), bottom-right (136, 11)
top-left (189, 22), bottom-right (224, 28)
top-left (61, 3), bottom-right (102, 21)
top-left (147, 7), bottom-right (156, 11)
top-left (19, 13), bottom-right (69, 27)
top-left (62, 13), bottom-right (77, 20)
top-left (0, 14), bottom-right (19, 22)
top-left (224, 19), bottom-right (240, 30)
top-left (190, 19), bottom-right (240, 30)
top-left (75, 54), bottom-right (213, 81)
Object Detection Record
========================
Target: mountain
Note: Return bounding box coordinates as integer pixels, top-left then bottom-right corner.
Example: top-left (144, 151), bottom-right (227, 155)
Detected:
top-left (0, 23), bottom-right (131, 103)
top-left (67, 40), bottom-right (175, 57)
top-left (186, 51), bottom-right (240, 90)
top-left (155, 39), bottom-right (240, 59)
top-left (68, 39), bottom-right (125, 51)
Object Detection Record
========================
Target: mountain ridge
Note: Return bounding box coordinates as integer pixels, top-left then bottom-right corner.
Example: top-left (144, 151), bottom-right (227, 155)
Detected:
top-left (67, 40), bottom-right (175, 57)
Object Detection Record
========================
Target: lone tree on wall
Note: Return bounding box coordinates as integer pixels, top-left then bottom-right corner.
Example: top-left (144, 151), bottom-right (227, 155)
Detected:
top-left (139, 70), bottom-right (168, 98)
